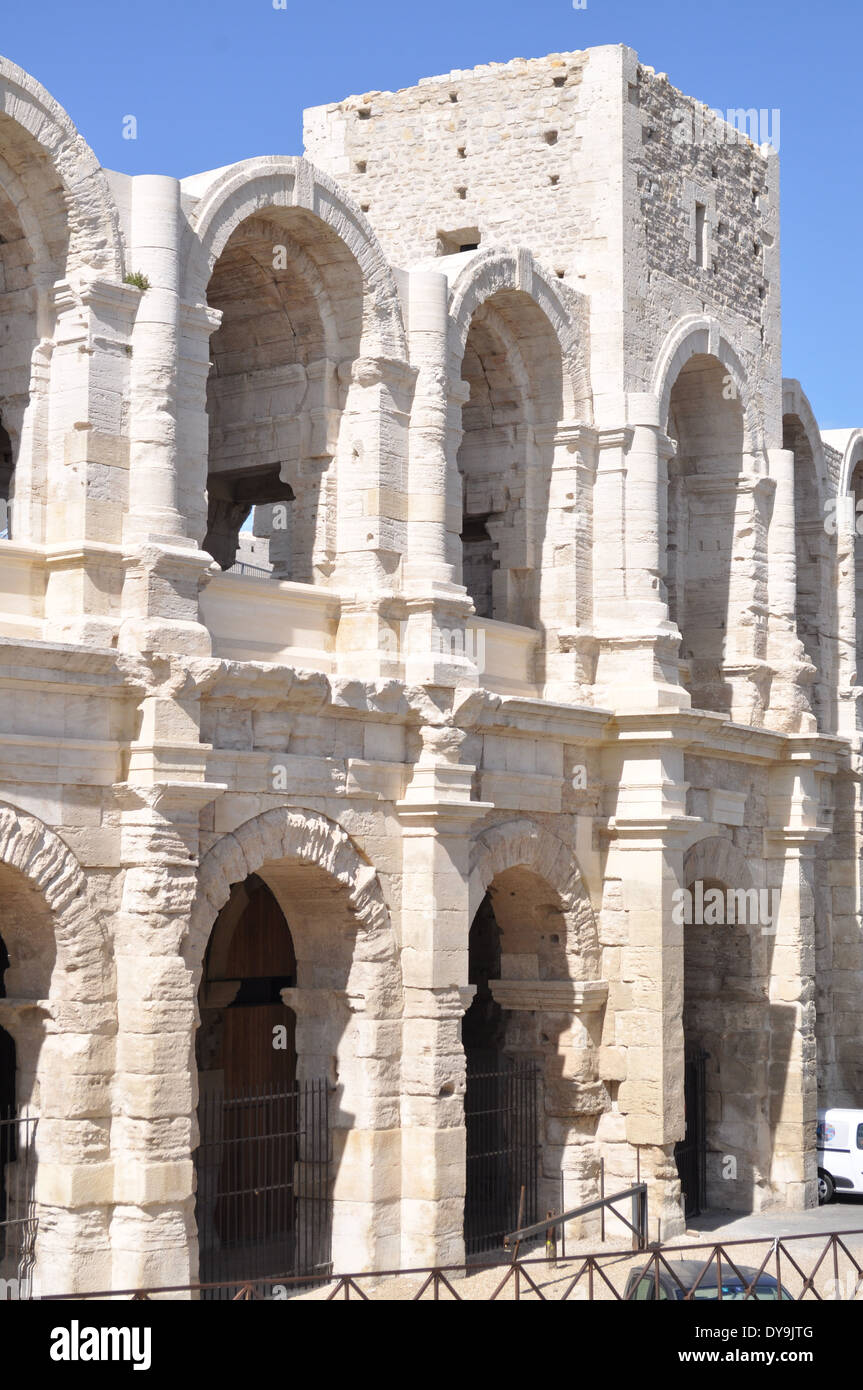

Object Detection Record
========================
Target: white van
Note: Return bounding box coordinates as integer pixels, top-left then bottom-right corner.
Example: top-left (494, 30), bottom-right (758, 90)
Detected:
top-left (817, 1108), bottom-right (863, 1203)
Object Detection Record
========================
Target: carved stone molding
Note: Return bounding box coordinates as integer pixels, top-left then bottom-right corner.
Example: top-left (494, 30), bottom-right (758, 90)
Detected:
top-left (488, 979), bottom-right (608, 1013)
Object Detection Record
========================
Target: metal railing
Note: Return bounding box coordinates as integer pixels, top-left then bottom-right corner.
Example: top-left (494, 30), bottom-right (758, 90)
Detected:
top-left (225, 561), bottom-right (273, 579)
top-left (35, 1228), bottom-right (863, 1301)
top-left (505, 1182), bottom-right (649, 1259)
top-left (0, 1110), bottom-right (38, 1298)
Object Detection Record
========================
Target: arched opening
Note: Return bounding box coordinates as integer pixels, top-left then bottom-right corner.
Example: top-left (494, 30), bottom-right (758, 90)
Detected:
top-left (192, 819), bottom-right (401, 1286)
top-left (203, 209), bottom-right (364, 579)
top-left (195, 874), bottom-right (310, 1292)
top-left (785, 412), bottom-right (832, 730)
top-left (666, 354), bottom-right (749, 715)
top-left (677, 867), bottom-right (772, 1217)
top-left (0, 862), bottom-right (56, 1289)
top-left (0, 183), bottom-right (41, 545)
top-left (457, 290), bottom-right (563, 629)
top-left (462, 864), bottom-right (603, 1255)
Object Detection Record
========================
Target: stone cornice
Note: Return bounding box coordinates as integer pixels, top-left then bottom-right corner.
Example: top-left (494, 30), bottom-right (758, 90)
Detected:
top-left (113, 779), bottom-right (226, 818)
top-left (534, 422), bottom-right (597, 450)
top-left (0, 637), bottom-right (125, 689)
top-left (53, 276), bottom-right (141, 318)
top-left (43, 543), bottom-right (126, 569)
top-left (180, 300), bottom-right (223, 336)
top-left (596, 427), bottom-right (634, 452)
top-left (598, 815), bottom-right (702, 846)
top-left (488, 979), bottom-right (608, 1013)
top-left (348, 354), bottom-right (418, 392)
top-left (396, 799), bottom-right (495, 832)
top-left (605, 710), bottom-right (851, 768)
top-left (474, 695), bottom-right (612, 741)
top-left (763, 825), bottom-right (832, 851)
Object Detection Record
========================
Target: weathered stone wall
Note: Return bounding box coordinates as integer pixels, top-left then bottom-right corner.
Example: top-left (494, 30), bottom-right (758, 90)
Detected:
top-left (0, 46), bottom-right (859, 1293)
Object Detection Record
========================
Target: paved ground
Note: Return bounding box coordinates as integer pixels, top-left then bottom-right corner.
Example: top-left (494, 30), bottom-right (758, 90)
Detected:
top-left (284, 1201), bottom-right (863, 1300)
top-left (686, 1194), bottom-right (863, 1241)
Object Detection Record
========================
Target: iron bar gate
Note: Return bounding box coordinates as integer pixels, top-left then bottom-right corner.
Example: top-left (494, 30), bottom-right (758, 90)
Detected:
top-left (464, 1054), bottom-right (540, 1257)
top-left (196, 1079), bottom-right (330, 1299)
top-left (0, 1109), bottom-right (37, 1299)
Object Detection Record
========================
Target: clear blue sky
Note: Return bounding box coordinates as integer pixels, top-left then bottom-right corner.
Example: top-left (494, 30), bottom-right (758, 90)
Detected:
top-left (3, 0), bottom-right (860, 427)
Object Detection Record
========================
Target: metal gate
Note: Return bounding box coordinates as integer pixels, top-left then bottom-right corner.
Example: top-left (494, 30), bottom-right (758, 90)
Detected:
top-left (464, 1054), bottom-right (540, 1257)
top-left (675, 1049), bottom-right (707, 1218)
top-left (196, 1078), bottom-right (330, 1298)
top-left (0, 1109), bottom-right (37, 1299)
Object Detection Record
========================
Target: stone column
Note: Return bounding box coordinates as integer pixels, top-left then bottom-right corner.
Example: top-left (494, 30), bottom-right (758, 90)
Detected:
top-left (177, 301), bottom-right (222, 550)
top-left (41, 277), bottom-right (138, 646)
top-left (6, 326), bottom-right (52, 546)
top-left (623, 395), bottom-right (670, 632)
top-left (120, 179), bottom-right (216, 659)
top-left (0, 993), bottom-right (114, 1298)
top-left (592, 400), bottom-right (685, 711)
top-left (404, 270), bottom-right (459, 595)
top-left (396, 710), bottom-right (492, 1266)
top-left (488, 979), bottom-right (609, 1236)
top-left (538, 423), bottom-right (597, 703)
top-left (110, 780), bottom-right (223, 1292)
top-left (766, 447), bottom-right (816, 732)
top-left (281, 985), bottom-right (402, 1272)
top-left (763, 757), bottom-right (828, 1209)
top-left (399, 268), bottom-right (476, 688)
top-left (126, 176), bottom-right (186, 545)
top-left (333, 355), bottom-right (416, 680)
top-left (723, 471), bottom-right (774, 723)
top-left (835, 496), bottom-right (859, 735)
top-left (599, 725), bottom-right (698, 1239)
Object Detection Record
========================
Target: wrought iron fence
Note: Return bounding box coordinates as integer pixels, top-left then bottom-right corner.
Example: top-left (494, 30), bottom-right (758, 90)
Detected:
top-left (36, 1228), bottom-right (863, 1301)
top-left (0, 1109), bottom-right (37, 1299)
top-left (464, 1055), bottom-right (540, 1256)
top-left (195, 1078), bottom-right (330, 1300)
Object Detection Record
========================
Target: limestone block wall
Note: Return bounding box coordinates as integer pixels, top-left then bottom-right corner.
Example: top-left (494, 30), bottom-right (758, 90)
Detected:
top-left (625, 62), bottom-right (781, 444)
top-left (0, 47), bottom-right (861, 1293)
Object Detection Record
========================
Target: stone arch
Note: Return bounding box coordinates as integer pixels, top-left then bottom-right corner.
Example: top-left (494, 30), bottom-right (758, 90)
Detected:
top-left (783, 379), bottom-right (830, 506)
top-left (0, 802), bottom-right (114, 1295)
top-left (465, 818), bottom-right (605, 1242)
top-left (469, 817), bottom-right (600, 976)
top-left (682, 834), bottom-right (754, 893)
top-left (188, 806), bottom-right (401, 1275)
top-left (181, 155), bottom-right (407, 361)
top-left (0, 149), bottom-right (53, 283)
top-left (651, 313), bottom-right (760, 456)
top-left (783, 379), bottom-right (834, 730)
top-left (187, 806), bottom-right (395, 975)
top-left (655, 316), bottom-right (766, 719)
top-left (837, 429), bottom-right (863, 500)
top-left (447, 249), bottom-right (590, 628)
top-left (447, 247), bottom-right (591, 420)
top-left (0, 57), bottom-right (124, 279)
top-left (0, 801), bottom-right (109, 999)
